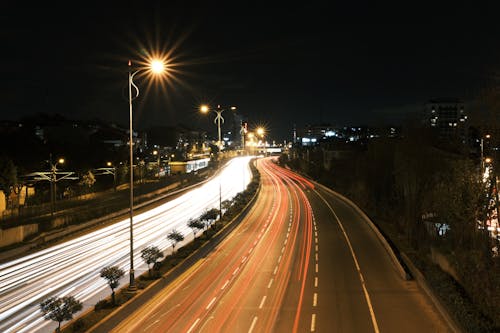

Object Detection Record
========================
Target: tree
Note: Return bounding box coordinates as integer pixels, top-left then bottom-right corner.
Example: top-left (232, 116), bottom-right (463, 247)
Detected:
top-left (79, 170), bottom-right (96, 189)
top-left (167, 229), bottom-right (184, 253)
top-left (221, 199), bottom-right (233, 215)
top-left (200, 208), bottom-right (219, 229)
top-left (141, 246), bottom-right (164, 277)
top-left (100, 265), bottom-right (125, 305)
top-left (0, 155), bottom-right (17, 203)
top-left (40, 296), bottom-right (82, 332)
top-left (187, 218), bottom-right (205, 237)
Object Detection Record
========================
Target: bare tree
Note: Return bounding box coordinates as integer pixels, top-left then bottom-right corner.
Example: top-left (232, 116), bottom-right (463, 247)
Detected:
top-left (167, 229), bottom-right (184, 253)
top-left (187, 218), bottom-right (205, 237)
top-left (141, 246), bottom-right (164, 277)
top-left (100, 265), bottom-right (125, 305)
top-left (40, 296), bottom-right (82, 332)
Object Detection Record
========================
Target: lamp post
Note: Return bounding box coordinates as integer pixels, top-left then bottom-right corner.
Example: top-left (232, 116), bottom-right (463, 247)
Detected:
top-left (481, 134), bottom-right (491, 176)
top-left (257, 127), bottom-right (266, 156)
top-left (127, 59), bottom-right (165, 291)
top-left (200, 104), bottom-right (236, 151)
top-left (48, 154), bottom-right (65, 216)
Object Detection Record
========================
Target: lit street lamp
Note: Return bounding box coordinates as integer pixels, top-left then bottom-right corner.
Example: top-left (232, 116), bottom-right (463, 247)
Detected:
top-left (127, 59), bottom-right (165, 291)
top-left (49, 155), bottom-right (65, 216)
top-left (257, 127), bottom-right (266, 155)
top-left (200, 104), bottom-right (236, 151)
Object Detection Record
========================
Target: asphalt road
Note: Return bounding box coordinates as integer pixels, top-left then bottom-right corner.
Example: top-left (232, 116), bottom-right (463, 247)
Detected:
top-left (0, 156), bottom-right (253, 333)
top-left (104, 156), bottom-right (452, 333)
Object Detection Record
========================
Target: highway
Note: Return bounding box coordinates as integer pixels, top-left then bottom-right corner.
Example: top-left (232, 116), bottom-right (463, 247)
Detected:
top-left (108, 156), bottom-right (451, 333)
top-left (0, 156), bottom-right (254, 333)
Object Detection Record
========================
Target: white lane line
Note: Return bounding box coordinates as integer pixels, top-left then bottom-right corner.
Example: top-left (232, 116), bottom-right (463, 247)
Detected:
top-left (248, 316), bottom-right (258, 333)
top-left (259, 295), bottom-right (267, 309)
top-left (273, 266), bottom-right (278, 275)
top-left (316, 191), bottom-right (380, 333)
top-left (315, 245), bottom-right (319, 252)
top-left (313, 293), bottom-right (317, 307)
top-left (310, 314), bottom-right (316, 332)
top-left (233, 267), bottom-right (240, 275)
top-left (315, 253), bottom-right (318, 261)
top-left (241, 256), bottom-right (247, 263)
top-left (249, 247), bottom-right (254, 254)
top-left (278, 255), bottom-right (282, 263)
top-left (187, 318), bottom-right (200, 333)
top-left (221, 279), bottom-right (229, 290)
top-left (314, 276), bottom-right (318, 288)
top-left (315, 237), bottom-right (318, 244)
top-left (267, 278), bottom-right (274, 288)
top-left (315, 263), bottom-right (318, 273)
top-left (206, 296), bottom-right (216, 310)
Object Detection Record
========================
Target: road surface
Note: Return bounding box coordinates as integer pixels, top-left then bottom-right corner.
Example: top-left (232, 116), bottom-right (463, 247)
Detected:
top-left (108, 156), bottom-right (451, 332)
top-left (0, 156), bottom-right (253, 333)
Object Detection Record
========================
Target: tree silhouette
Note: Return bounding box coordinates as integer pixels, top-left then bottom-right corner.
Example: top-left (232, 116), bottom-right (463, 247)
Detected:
top-left (167, 229), bottom-right (184, 253)
top-left (100, 265), bottom-right (125, 305)
top-left (141, 246), bottom-right (164, 277)
top-left (40, 296), bottom-right (82, 332)
top-left (187, 218), bottom-right (205, 237)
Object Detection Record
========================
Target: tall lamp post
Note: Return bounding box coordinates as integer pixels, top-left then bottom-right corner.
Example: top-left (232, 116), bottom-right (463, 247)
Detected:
top-left (200, 104), bottom-right (236, 151)
top-left (127, 59), bottom-right (165, 291)
top-left (49, 155), bottom-right (65, 216)
top-left (257, 127), bottom-right (266, 156)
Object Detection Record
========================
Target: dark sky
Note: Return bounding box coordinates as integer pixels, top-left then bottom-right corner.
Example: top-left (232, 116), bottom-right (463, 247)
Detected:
top-left (1, 2), bottom-right (499, 141)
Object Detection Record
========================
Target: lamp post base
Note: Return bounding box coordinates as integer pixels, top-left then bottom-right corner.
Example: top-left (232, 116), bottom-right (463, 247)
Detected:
top-left (128, 271), bottom-right (137, 292)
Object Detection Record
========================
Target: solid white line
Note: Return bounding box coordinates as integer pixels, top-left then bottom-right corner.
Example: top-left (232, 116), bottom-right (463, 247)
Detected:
top-left (259, 295), bottom-right (267, 309)
top-left (248, 316), bottom-right (258, 333)
top-left (316, 190), bottom-right (380, 333)
top-left (187, 318), bottom-right (200, 333)
top-left (206, 296), bottom-right (216, 310)
top-left (310, 314), bottom-right (316, 332)
top-left (267, 278), bottom-right (273, 288)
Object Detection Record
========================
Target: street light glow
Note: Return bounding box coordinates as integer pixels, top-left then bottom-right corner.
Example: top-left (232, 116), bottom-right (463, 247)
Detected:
top-left (150, 59), bottom-right (165, 74)
top-left (200, 105), bottom-right (209, 113)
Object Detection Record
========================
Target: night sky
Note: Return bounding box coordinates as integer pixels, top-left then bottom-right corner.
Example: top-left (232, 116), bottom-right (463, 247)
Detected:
top-left (1, 2), bottom-right (499, 141)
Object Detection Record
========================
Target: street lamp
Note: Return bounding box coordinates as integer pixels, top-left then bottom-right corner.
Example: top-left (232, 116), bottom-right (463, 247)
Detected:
top-left (153, 150), bottom-right (160, 179)
top-left (481, 134), bottom-right (491, 175)
top-left (200, 104), bottom-right (237, 151)
top-left (49, 155), bottom-right (65, 216)
top-left (257, 127), bottom-right (266, 155)
top-left (127, 59), bottom-right (165, 291)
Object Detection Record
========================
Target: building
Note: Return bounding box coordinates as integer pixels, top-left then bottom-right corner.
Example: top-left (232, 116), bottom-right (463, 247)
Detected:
top-left (424, 99), bottom-right (468, 144)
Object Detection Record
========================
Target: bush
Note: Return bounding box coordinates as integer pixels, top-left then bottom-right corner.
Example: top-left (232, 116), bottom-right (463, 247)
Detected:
top-left (94, 300), bottom-right (109, 311)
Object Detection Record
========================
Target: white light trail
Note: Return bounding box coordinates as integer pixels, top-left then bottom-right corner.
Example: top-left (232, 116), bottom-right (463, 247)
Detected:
top-left (0, 156), bottom-right (254, 333)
